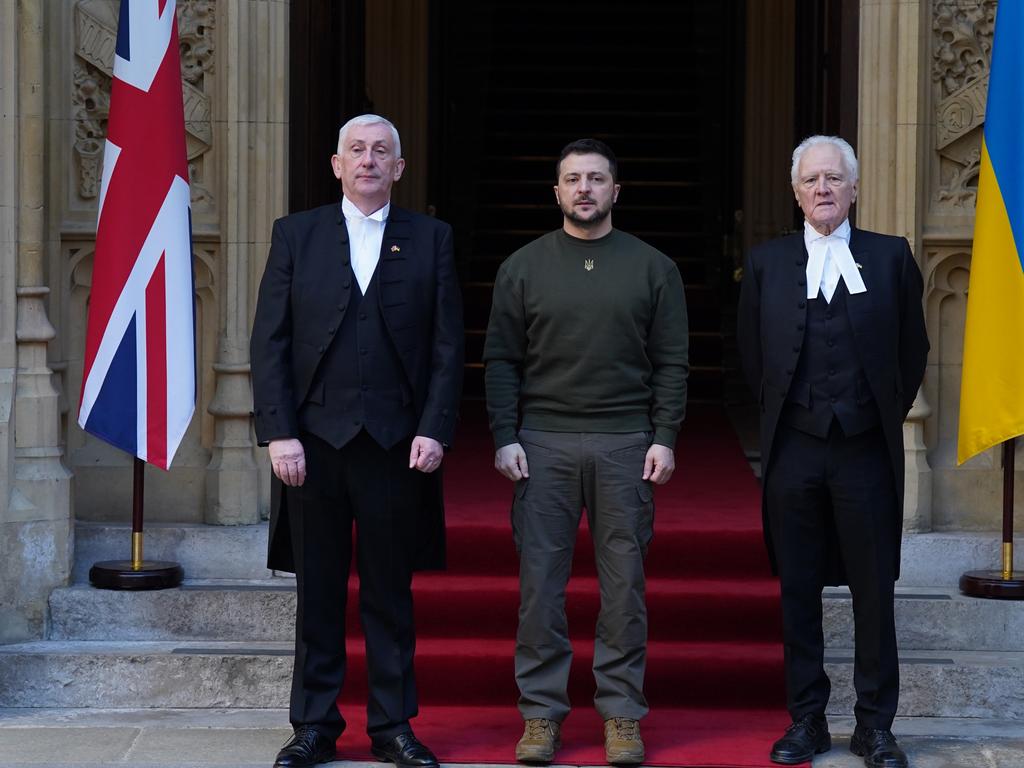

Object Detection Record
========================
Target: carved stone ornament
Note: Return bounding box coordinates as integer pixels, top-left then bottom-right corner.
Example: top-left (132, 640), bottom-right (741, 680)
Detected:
top-left (932, 0), bottom-right (997, 211)
top-left (72, 0), bottom-right (215, 203)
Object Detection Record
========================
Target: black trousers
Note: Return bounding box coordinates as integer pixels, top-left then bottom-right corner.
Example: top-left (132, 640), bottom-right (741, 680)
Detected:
top-left (286, 429), bottom-right (423, 741)
top-left (765, 421), bottom-right (899, 729)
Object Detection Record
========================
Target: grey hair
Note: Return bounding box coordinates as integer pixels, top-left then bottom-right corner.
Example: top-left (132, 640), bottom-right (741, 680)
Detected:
top-left (790, 135), bottom-right (858, 184)
top-left (337, 114), bottom-right (402, 158)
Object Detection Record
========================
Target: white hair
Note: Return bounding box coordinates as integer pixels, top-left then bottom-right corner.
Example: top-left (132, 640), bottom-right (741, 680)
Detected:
top-left (790, 135), bottom-right (858, 184)
top-left (337, 114), bottom-right (402, 158)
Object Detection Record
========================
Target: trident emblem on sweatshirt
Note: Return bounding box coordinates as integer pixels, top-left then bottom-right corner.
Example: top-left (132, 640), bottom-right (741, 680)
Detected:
top-left (584, 259), bottom-right (594, 271)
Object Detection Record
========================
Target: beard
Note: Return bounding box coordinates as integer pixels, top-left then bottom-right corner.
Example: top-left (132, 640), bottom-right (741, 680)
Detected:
top-left (560, 196), bottom-right (613, 228)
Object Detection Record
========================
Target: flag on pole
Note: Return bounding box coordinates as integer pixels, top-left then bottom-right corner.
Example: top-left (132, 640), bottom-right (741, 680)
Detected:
top-left (78, 0), bottom-right (195, 471)
top-left (958, 2), bottom-right (1024, 464)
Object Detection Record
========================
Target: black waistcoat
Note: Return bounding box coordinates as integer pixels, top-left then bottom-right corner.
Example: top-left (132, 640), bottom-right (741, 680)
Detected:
top-left (298, 267), bottom-right (417, 449)
top-left (782, 280), bottom-right (879, 438)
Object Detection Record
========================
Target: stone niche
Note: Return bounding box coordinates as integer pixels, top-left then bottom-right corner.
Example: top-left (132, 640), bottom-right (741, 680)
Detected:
top-left (921, 0), bottom-right (1022, 531)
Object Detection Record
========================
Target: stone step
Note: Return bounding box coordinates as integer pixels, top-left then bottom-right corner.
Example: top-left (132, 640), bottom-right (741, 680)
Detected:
top-left (3, 708), bottom-right (1024, 768)
top-left (1, 640), bottom-right (1021, 718)
top-left (73, 522), bottom-right (1024, 588)
top-left (823, 586), bottom-right (1024, 651)
top-left (72, 522), bottom-right (274, 582)
top-left (49, 581), bottom-right (1024, 652)
top-left (49, 577), bottom-right (786, 644)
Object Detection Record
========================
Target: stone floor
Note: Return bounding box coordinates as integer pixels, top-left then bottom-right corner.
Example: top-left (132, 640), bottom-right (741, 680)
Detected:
top-left (0, 709), bottom-right (1022, 767)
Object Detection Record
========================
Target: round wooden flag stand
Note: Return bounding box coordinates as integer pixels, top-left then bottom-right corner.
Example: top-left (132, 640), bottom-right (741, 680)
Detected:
top-left (89, 458), bottom-right (184, 591)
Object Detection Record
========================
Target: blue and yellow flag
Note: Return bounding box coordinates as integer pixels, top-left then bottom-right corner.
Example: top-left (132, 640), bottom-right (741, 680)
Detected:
top-left (958, 2), bottom-right (1024, 464)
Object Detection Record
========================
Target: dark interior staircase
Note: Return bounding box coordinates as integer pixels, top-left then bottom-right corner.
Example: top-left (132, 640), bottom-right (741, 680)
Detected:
top-left (433, 0), bottom-right (743, 404)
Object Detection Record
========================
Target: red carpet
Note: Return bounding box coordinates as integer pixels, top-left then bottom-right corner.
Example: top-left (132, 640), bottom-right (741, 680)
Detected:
top-left (334, 404), bottom-right (802, 767)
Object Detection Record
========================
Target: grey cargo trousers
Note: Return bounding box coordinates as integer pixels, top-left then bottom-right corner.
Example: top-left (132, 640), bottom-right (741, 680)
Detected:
top-left (512, 428), bottom-right (655, 723)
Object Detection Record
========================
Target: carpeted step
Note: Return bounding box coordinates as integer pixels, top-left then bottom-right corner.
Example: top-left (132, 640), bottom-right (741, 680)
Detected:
top-left (439, 519), bottom-right (771, 579)
top-left (364, 637), bottom-right (788, 709)
top-left (407, 575), bottom-right (784, 642)
top-left (328, 704), bottom-right (798, 768)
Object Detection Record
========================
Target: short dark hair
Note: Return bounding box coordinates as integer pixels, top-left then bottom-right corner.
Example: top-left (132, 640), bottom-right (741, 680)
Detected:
top-left (556, 138), bottom-right (618, 183)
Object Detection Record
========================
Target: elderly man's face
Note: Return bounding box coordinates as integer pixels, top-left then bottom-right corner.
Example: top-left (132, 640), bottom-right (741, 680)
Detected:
top-left (793, 143), bottom-right (858, 235)
top-left (331, 122), bottom-right (405, 207)
top-left (554, 153), bottom-right (620, 227)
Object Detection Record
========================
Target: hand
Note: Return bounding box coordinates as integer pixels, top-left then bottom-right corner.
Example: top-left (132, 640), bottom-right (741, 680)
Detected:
top-left (269, 438), bottom-right (306, 487)
top-left (495, 443), bottom-right (529, 481)
top-left (642, 443), bottom-right (675, 485)
top-left (410, 436), bottom-right (444, 473)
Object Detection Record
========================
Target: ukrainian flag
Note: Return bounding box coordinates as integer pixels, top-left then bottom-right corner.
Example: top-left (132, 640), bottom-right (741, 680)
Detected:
top-left (958, 2), bottom-right (1024, 464)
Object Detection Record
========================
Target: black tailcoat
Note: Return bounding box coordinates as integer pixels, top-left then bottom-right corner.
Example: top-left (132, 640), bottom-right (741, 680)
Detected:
top-left (737, 228), bottom-right (928, 583)
top-left (250, 202), bottom-right (464, 572)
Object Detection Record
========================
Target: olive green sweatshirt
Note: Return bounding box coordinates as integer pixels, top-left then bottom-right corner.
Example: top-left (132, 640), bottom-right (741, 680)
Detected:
top-left (483, 228), bottom-right (689, 449)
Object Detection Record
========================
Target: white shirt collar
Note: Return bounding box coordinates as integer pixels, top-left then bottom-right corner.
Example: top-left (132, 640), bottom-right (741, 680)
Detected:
top-left (341, 195), bottom-right (389, 223)
top-left (803, 218), bottom-right (866, 300)
top-left (803, 218), bottom-right (851, 247)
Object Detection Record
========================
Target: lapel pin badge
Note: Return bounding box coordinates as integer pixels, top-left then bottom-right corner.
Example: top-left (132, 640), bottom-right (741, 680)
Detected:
top-left (856, 262), bottom-right (863, 269)
top-left (390, 245), bottom-right (401, 253)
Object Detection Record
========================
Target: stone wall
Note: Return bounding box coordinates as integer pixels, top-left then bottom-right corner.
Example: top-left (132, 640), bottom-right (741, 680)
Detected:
top-left (0, 0), bottom-right (1015, 642)
top-left (0, 0), bottom-right (74, 643)
top-left (54, 0), bottom-right (287, 526)
top-left (919, 0), bottom-right (1019, 531)
top-left (855, 0), bottom-right (1018, 534)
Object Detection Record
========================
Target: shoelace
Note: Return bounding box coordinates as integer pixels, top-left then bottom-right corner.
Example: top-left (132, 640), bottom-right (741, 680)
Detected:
top-left (785, 716), bottom-right (819, 736)
top-left (610, 718), bottom-right (639, 740)
top-left (525, 719), bottom-right (551, 739)
top-left (863, 728), bottom-right (896, 746)
top-left (291, 726), bottom-right (323, 748)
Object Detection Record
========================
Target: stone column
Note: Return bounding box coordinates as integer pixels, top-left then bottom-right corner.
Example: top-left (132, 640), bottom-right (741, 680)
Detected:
top-left (205, 0), bottom-right (289, 524)
top-left (858, 0), bottom-right (933, 531)
top-left (2, 0), bottom-right (73, 642)
top-left (0, 1), bottom-right (22, 636)
top-left (858, 0), bottom-right (926, 248)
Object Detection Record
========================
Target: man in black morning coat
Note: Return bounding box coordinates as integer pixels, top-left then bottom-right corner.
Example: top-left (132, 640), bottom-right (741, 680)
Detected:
top-left (250, 114), bottom-right (463, 768)
top-left (737, 135), bottom-right (928, 768)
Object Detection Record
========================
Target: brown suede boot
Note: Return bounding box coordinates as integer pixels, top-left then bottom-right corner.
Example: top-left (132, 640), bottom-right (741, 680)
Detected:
top-left (515, 718), bottom-right (561, 764)
top-left (604, 718), bottom-right (644, 765)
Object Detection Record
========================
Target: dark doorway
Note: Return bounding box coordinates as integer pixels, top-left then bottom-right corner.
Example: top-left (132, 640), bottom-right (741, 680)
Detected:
top-left (793, 0), bottom-right (860, 228)
top-left (288, 1), bottom-right (370, 214)
top-left (430, 0), bottom-right (746, 402)
top-left (285, 1), bottom-right (861, 406)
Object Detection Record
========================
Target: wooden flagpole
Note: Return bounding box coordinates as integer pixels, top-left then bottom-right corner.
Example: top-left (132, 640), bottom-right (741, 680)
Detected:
top-left (88, 458), bottom-right (183, 590)
top-left (960, 438), bottom-right (1024, 598)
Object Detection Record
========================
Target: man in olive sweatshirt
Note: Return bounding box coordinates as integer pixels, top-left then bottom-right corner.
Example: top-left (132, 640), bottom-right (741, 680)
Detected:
top-left (483, 139), bottom-right (689, 766)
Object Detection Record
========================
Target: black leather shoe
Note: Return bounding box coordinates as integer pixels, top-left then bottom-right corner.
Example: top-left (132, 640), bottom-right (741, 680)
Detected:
top-left (274, 726), bottom-right (337, 768)
top-left (770, 713), bottom-right (831, 765)
top-left (850, 725), bottom-right (908, 768)
top-left (371, 732), bottom-right (440, 768)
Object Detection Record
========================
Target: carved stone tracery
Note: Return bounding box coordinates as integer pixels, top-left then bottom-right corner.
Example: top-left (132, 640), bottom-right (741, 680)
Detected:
top-left (931, 0), bottom-right (997, 212)
top-left (72, 0), bottom-right (215, 207)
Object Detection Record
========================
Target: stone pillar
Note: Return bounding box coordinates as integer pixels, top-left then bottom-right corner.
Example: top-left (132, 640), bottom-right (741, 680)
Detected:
top-left (742, 0), bottom-right (795, 249)
top-left (0, 0), bottom-right (22, 635)
top-left (904, 395), bottom-right (933, 531)
top-left (858, 0), bottom-right (926, 248)
top-left (2, 0), bottom-right (73, 643)
top-left (205, 0), bottom-right (289, 524)
top-left (858, 0), bottom-right (933, 530)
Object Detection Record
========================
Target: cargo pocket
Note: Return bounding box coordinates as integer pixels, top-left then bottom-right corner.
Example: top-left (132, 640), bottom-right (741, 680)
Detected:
top-left (510, 478), bottom-right (529, 553)
top-left (637, 482), bottom-right (655, 557)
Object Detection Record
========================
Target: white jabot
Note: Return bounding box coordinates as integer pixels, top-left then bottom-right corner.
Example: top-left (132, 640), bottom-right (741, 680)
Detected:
top-left (803, 218), bottom-right (866, 303)
top-left (341, 196), bottom-right (390, 294)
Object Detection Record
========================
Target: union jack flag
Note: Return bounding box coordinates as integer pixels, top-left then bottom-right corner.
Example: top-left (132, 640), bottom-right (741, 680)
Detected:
top-left (78, 0), bottom-right (195, 470)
